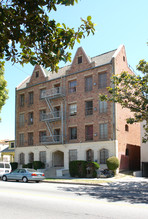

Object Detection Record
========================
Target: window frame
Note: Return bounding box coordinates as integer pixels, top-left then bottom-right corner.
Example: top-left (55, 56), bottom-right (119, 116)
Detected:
top-left (69, 80), bottom-right (77, 93)
top-left (85, 125), bottom-right (93, 141)
top-left (20, 94), bottom-right (25, 107)
top-left (99, 100), bottom-right (107, 113)
top-left (85, 100), bottom-right (93, 116)
top-left (85, 76), bottom-right (92, 92)
top-left (28, 132), bottom-right (33, 146)
top-left (100, 148), bottom-right (109, 164)
top-left (69, 127), bottom-right (77, 140)
top-left (99, 123), bottom-right (108, 140)
top-left (28, 91), bottom-right (34, 105)
top-left (98, 72), bottom-right (107, 89)
top-left (69, 103), bottom-right (77, 116)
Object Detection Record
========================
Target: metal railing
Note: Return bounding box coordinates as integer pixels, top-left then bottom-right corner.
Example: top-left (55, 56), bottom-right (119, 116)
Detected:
top-left (41, 135), bottom-right (62, 144)
top-left (41, 87), bottom-right (65, 99)
top-left (41, 111), bottom-right (61, 122)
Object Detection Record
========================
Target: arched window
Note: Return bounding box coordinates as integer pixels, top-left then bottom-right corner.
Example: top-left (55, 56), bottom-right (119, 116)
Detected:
top-left (86, 149), bottom-right (94, 162)
top-left (28, 152), bottom-right (34, 163)
top-left (100, 148), bottom-right (109, 164)
top-left (20, 153), bottom-right (25, 165)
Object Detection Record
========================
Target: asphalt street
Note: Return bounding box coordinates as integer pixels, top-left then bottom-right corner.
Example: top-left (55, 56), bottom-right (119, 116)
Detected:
top-left (0, 178), bottom-right (148, 219)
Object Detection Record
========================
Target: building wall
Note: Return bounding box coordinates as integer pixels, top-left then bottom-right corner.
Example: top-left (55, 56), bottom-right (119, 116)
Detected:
top-left (15, 45), bottom-right (141, 170)
top-left (113, 45), bottom-right (141, 167)
top-left (15, 140), bottom-right (118, 169)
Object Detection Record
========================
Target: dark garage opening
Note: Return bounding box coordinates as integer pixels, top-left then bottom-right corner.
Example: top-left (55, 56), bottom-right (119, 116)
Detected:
top-left (142, 162), bottom-right (148, 177)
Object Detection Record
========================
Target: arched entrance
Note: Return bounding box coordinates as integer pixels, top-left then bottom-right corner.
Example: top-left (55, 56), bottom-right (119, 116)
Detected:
top-left (52, 151), bottom-right (64, 167)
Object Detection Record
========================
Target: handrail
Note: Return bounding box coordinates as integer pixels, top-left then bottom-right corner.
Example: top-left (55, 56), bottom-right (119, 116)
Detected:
top-left (41, 87), bottom-right (65, 99)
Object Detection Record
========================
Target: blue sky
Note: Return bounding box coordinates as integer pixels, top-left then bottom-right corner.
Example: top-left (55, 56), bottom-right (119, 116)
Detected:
top-left (0, 0), bottom-right (148, 140)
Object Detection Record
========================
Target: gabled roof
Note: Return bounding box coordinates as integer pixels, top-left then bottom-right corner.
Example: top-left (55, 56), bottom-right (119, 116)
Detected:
top-left (91, 49), bottom-right (117, 66)
top-left (16, 47), bottom-right (118, 90)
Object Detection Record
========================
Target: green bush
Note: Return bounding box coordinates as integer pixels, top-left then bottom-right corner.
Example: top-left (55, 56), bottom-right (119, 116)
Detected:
top-left (10, 162), bottom-right (18, 170)
top-left (22, 163), bottom-right (33, 168)
top-left (69, 161), bottom-right (100, 178)
top-left (106, 156), bottom-right (119, 174)
top-left (33, 161), bottom-right (45, 170)
top-left (69, 160), bottom-right (87, 178)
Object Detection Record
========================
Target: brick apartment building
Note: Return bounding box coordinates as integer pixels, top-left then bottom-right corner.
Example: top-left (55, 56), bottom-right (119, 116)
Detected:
top-left (15, 45), bottom-right (141, 175)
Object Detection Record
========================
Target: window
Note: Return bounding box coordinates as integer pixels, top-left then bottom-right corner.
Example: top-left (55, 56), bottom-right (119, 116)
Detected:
top-left (69, 127), bottom-right (77, 140)
top-left (123, 56), bottom-right (125, 62)
top-left (100, 148), bottom-right (109, 164)
top-left (85, 125), bottom-right (93, 141)
top-left (54, 106), bottom-right (60, 118)
top-left (98, 73), bottom-right (107, 88)
top-left (20, 94), bottom-right (25, 107)
top-left (39, 131), bottom-right (46, 143)
top-left (125, 124), bottom-right (129, 132)
top-left (85, 76), bottom-right (92, 92)
top-left (85, 100), bottom-right (93, 116)
top-left (19, 113), bottom-right (24, 127)
top-left (69, 80), bottom-right (77, 93)
top-left (28, 132), bottom-right (33, 146)
top-left (54, 129), bottom-right (60, 142)
top-left (19, 133), bottom-right (24, 146)
top-left (69, 104), bottom-right (77, 116)
top-left (39, 109), bottom-right (46, 121)
top-left (28, 112), bottom-right (33, 125)
top-left (99, 100), bottom-right (107, 113)
top-left (54, 83), bottom-right (60, 94)
top-left (10, 142), bottom-right (14, 148)
top-left (86, 149), bottom-right (94, 162)
top-left (40, 88), bottom-right (46, 99)
top-left (20, 153), bottom-right (25, 165)
top-left (36, 71), bottom-right (39, 78)
top-left (78, 56), bottom-right (82, 64)
top-left (39, 151), bottom-right (46, 164)
top-left (29, 92), bottom-right (34, 105)
top-left (99, 123), bottom-right (108, 139)
top-left (69, 149), bottom-right (77, 162)
top-left (28, 152), bottom-right (34, 163)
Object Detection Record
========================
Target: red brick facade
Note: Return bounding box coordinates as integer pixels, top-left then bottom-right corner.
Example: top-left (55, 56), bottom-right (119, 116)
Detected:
top-left (15, 45), bottom-right (140, 170)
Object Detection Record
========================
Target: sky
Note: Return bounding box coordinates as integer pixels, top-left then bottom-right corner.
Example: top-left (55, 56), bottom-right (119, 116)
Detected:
top-left (0, 0), bottom-right (148, 140)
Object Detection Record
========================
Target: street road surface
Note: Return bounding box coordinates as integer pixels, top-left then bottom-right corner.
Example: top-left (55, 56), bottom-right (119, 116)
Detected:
top-left (0, 180), bottom-right (148, 219)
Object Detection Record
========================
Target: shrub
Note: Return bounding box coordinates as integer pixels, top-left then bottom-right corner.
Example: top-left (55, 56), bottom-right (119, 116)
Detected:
top-left (33, 161), bottom-right (45, 170)
top-left (22, 163), bottom-right (33, 168)
top-left (69, 161), bottom-right (100, 178)
top-left (106, 156), bottom-right (119, 175)
top-left (10, 162), bottom-right (18, 170)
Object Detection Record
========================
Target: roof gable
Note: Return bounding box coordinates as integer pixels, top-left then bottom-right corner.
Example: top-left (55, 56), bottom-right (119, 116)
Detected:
top-left (27, 65), bottom-right (47, 86)
top-left (67, 47), bottom-right (94, 74)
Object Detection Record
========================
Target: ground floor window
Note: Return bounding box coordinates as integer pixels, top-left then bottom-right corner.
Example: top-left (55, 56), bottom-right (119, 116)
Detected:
top-left (39, 151), bottom-right (46, 164)
top-left (20, 153), bottom-right (25, 165)
top-left (100, 148), bottom-right (109, 164)
top-left (28, 152), bottom-right (34, 163)
top-left (86, 149), bottom-right (94, 162)
top-left (69, 149), bottom-right (77, 162)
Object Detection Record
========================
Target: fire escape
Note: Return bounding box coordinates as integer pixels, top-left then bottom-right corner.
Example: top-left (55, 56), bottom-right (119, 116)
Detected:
top-left (40, 86), bottom-right (65, 144)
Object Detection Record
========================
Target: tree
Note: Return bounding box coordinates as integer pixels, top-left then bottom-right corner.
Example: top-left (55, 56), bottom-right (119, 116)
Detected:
top-left (99, 60), bottom-right (148, 142)
top-left (0, 0), bottom-right (95, 113)
top-left (0, 62), bottom-right (8, 117)
top-left (0, 0), bottom-right (95, 72)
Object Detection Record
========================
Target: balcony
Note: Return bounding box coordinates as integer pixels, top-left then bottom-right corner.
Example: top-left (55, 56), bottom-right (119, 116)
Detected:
top-left (41, 87), bottom-right (65, 99)
top-left (41, 111), bottom-right (61, 122)
top-left (41, 135), bottom-right (62, 144)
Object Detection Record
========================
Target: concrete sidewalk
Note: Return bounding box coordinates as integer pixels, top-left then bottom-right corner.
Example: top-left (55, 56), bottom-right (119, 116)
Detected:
top-left (43, 174), bottom-right (148, 186)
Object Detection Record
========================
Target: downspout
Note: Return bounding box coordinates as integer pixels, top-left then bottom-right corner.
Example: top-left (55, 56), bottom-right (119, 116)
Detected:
top-left (112, 58), bottom-right (118, 158)
top-left (15, 88), bottom-right (17, 160)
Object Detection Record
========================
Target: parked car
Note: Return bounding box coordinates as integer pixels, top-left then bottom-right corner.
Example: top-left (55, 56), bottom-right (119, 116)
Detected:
top-left (0, 162), bottom-right (12, 177)
top-left (2, 168), bottom-right (45, 183)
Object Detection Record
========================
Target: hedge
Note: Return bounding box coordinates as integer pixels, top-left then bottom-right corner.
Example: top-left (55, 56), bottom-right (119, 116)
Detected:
top-left (69, 160), bottom-right (100, 178)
